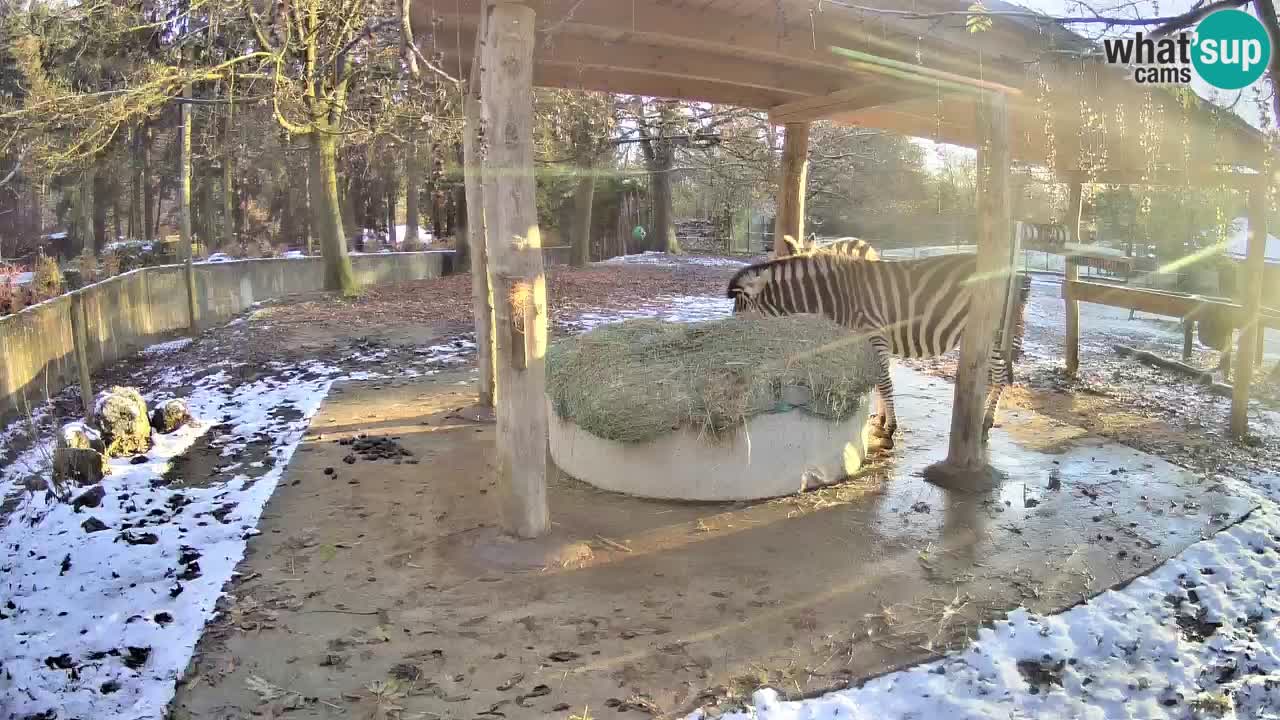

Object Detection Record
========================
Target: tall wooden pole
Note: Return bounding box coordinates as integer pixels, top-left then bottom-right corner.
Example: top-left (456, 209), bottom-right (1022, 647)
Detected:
top-left (772, 121), bottom-right (810, 256)
top-left (924, 91), bottom-right (1011, 491)
top-left (178, 61), bottom-right (198, 336)
top-left (465, 3), bottom-right (495, 408)
top-left (481, 2), bottom-right (549, 538)
top-left (1230, 185), bottom-right (1268, 439)
top-left (1063, 180), bottom-right (1084, 375)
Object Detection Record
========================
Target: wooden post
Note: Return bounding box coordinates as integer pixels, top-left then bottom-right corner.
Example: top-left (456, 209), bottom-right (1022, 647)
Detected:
top-left (999, 221), bottom-right (1024, 370)
top-left (178, 66), bottom-right (199, 336)
top-left (1063, 180), bottom-right (1084, 375)
top-left (69, 292), bottom-right (93, 420)
top-left (772, 121), bottom-right (810, 256)
top-left (924, 92), bottom-right (1011, 491)
top-left (481, 2), bottom-right (549, 538)
top-left (1230, 186), bottom-right (1267, 440)
top-left (464, 7), bottom-right (496, 408)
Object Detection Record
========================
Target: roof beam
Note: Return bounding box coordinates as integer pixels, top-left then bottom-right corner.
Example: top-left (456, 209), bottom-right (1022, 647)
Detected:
top-left (442, 28), bottom-right (854, 108)
top-left (423, 0), bottom-right (1029, 88)
top-left (450, 55), bottom-right (807, 108)
top-left (769, 85), bottom-right (926, 125)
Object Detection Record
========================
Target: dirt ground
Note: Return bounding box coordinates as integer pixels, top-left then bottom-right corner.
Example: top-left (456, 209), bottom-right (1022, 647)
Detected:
top-left (167, 365), bottom-right (1250, 720)
top-left (9, 257), bottom-right (1280, 719)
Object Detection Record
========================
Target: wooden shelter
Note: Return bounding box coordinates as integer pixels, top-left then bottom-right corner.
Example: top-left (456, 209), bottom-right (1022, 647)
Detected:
top-left (414, 0), bottom-right (1274, 535)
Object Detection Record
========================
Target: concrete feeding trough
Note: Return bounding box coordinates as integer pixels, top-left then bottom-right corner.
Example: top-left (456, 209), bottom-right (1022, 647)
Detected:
top-left (545, 315), bottom-right (879, 501)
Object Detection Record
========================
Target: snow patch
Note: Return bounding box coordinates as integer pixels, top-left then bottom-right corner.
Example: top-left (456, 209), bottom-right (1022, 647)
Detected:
top-left (0, 368), bottom-right (336, 719)
top-left (598, 251), bottom-right (749, 268)
top-left (140, 338), bottom-right (193, 356)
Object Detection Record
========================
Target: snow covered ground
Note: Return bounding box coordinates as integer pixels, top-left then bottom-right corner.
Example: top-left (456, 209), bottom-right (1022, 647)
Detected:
top-left (0, 333), bottom-right (474, 719)
top-left (598, 250), bottom-right (751, 268)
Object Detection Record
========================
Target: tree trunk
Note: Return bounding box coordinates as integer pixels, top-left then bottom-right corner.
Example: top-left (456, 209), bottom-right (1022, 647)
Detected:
top-left (113, 197), bottom-right (123, 244)
top-left (405, 140), bottom-right (421, 247)
top-left (179, 80), bottom-right (198, 334)
top-left (453, 141), bottom-right (469, 268)
top-left (773, 122), bottom-right (810, 255)
top-left (571, 158), bottom-right (595, 266)
top-left (222, 118), bottom-right (235, 250)
top-left (77, 166), bottom-right (95, 254)
top-left (202, 172), bottom-right (219, 250)
top-left (651, 154), bottom-right (679, 254)
top-left (131, 127), bottom-right (143, 240)
top-left (311, 132), bottom-right (357, 295)
top-left (303, 163), bottom-right (314, 255)
top-left (92, 171), bottom-right (108, 251)
top-left (340, 159), bottom-right (358, 242)
top-left (432, 196), bottom-right (444, 240)
top-left (387, 182), bottom-right (398, 247)
top-left (142, 123), bottom-right (154, 243)
top-left (235, 188), bottom-right (247, 250)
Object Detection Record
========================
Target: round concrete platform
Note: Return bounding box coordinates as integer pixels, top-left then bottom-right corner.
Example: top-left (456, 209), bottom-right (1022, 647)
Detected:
top-left (546, 394), bottom-right (872, 502)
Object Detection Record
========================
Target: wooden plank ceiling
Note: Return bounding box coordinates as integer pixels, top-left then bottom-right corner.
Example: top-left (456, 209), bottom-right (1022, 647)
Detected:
top-left (418, 0), bottom-right (1269, 178)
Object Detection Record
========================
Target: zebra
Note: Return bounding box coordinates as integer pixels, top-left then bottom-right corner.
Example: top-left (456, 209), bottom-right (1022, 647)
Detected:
top-left (726, 252), bottom-right (1030, 449)
top-left (781, 234), bottom-right (880, 261)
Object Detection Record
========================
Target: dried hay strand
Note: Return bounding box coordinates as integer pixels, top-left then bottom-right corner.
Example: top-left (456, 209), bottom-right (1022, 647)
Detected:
top-left (546, 315), bottom-right (880, 444)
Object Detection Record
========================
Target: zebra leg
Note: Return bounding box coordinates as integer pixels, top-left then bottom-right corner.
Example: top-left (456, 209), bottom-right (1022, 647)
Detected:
top-left (984, 273), bottom-right (1029, 439)
top-left (983, 343), bottom-right (1011, 440)
top-left (868, 336), bottom-right (898, 449)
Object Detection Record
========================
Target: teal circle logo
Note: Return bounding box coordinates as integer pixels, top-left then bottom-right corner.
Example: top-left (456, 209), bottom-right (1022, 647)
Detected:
top-left (1192, 10), bottom-right (1272, 90)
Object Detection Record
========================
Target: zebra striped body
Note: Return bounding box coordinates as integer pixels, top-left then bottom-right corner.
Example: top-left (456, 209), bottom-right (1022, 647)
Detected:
top-left (815, 237), bottom-right (880, 261)
top-left (782, 234), bottom-right (880, 261)
top-left (727, 252), bottom-right (1029, 447)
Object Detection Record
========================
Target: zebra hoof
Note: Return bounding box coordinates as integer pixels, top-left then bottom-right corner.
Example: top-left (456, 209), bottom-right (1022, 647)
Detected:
top-left (870, 423), bottom-right (898, 450)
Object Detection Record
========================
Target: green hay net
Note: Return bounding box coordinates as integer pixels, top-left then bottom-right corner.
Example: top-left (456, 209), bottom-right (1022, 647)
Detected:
top-left (546, 315), bottom-right (881, 444)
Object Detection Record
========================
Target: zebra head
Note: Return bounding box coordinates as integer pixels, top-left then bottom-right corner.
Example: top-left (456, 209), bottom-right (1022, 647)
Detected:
top-left (726, 262), bottom-right (777, 315)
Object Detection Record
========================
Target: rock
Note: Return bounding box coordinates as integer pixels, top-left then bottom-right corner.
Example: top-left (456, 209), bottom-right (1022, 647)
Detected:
top-left (81, 517), bottom-right (109, 533)
top-left (93, 386), bottom-right (152, 457)
top-left (72, 485), bottom-right (106, 512)
top-left (59, 421), bottom-right (105, 453)
top-left (53, 422), bottom-right (111, 488)
top-left (150, 399), bottom-right (192, 434)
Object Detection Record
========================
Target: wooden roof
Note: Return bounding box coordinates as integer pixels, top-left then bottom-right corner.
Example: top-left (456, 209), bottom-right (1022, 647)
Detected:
top-left (421, 0), bottom-right (1270, 182)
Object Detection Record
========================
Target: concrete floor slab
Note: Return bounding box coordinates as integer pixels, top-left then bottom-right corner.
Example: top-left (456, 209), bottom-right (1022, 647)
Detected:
top-left (171, 366), bottom-right (1255, 720)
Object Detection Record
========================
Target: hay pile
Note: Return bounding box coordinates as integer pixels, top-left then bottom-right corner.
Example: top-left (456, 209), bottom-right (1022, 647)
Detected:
top-left (547, 315), bottom-right (880, 443)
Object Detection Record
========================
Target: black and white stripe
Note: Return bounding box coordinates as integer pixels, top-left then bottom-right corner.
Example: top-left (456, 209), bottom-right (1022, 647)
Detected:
top-left (782, 234), bottom-right (880, 261)
top-left (726, 252), bottom-right (1029, 448)
top-left (815, 237), bottom-right (881, 261)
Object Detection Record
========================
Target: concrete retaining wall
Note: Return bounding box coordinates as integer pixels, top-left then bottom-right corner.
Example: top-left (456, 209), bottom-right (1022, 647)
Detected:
top-left (1, 252), bottom-right (453, 422)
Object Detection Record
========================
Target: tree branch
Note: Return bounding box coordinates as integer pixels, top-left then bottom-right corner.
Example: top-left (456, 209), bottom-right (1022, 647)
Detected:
top-left (1151, 0), bottom-right (1252, 36)
top-left (827, 0), bottom-right (1245, 28)
top-left (1251, 0), bottom-right (1280, 123)
top-left (0, 146), bottom-right (28, 188)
